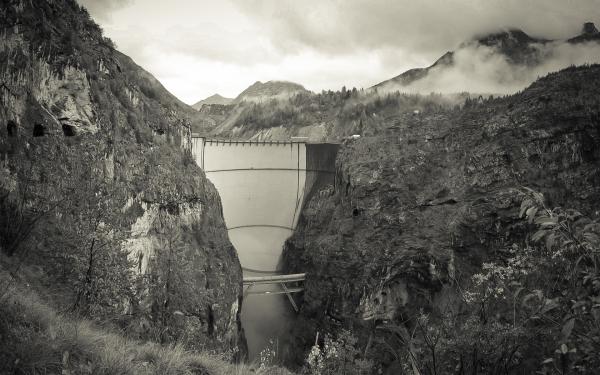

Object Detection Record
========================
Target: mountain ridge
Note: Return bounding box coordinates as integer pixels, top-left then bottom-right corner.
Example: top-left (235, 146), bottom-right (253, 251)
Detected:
top-left (0, 0), bottom-right (245, 360)
top-left (192, 93), bottom-right (234, 110)
top-left (234, 80), bottom-right (308, 103)
top-left (373, 22), bottom-right (600, 91)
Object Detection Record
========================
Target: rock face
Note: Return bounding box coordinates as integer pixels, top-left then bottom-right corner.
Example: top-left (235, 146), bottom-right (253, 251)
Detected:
top-left (0, 0), bottom-right (244, 355)
top-left (282, 65), bottom-right (600, 369)
top-left (582, 22), bottom-right (599, 35)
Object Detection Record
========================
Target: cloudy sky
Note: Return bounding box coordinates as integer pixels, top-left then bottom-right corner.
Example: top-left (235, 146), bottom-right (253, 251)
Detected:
top-left (77, 0), bottom-right (600, 104)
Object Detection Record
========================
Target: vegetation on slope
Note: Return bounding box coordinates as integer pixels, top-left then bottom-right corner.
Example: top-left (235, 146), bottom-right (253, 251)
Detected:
top-left (0, 263), bottom-right (292, 375)
top-left (282, 65), bottom-right (600, 374)
top-left (213, 86), bottom-right (465, 139)
top-left (1, 0), bottom-right (244, 366)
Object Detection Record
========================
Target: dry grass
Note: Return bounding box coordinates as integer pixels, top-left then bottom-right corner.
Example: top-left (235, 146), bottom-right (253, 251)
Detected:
top-left (0, 270), bottom-right (295, 375)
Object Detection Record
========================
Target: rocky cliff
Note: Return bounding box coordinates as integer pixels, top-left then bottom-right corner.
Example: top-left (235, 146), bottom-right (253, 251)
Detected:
top-left (0, 0), bottom-right (244, 356)
top-left (282, 65), bottom-right (600, 370)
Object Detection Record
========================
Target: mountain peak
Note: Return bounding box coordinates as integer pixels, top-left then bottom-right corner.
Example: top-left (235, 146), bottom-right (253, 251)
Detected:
top-left (192, 93), bottom-right (233, 110)
top-left (474, 28), bottom-right (540, 47)
top-left (234, 80), bottom-right (307, 103)
top-left (568, 21), bottom-right (600, 44)
top-left (582, 22), bottom-right (599, 35)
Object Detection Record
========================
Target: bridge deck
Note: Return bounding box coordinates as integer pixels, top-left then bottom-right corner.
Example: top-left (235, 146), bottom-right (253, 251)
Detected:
top-left (243, 273), bottom-right (306, 285)
top-left (242, 273), bottom-right (306, 311)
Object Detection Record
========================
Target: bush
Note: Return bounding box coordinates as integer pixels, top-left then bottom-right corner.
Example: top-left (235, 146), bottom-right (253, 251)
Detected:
top-left (304, 330), bottom-right (373, 375)
top-left (392, 188), bottom-right (600, 374)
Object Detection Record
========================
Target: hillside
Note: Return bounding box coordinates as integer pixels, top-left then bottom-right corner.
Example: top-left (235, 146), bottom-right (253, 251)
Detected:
top-left (203, 24), bottom-right (600, 142)
top-left (208, 86), bottom-right (467, 141)
top-left (0, 266), bottom-right (294, 374)
top-left (0, 0), bottom-right (245, 369)
top-left (192, 93), bottom-right (234, 110)
top-left (281, 65), bottom-right (600, 372)
top-left (234, 80), bottom-right (307, 103)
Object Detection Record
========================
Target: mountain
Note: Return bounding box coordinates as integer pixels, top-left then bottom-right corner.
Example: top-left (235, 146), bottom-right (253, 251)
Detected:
top-left (569, 21), bottom-right (600, 43)
top-left (0, 0), bottom-right (245, 366)
top-left (373, 22), bottom-right (600, 92)
top-left (234, 80), bottom-right (308, 103)
top-left (282, 64), bottom-right (600, 371)
top-left (192, 93), bottom-right (234, 110)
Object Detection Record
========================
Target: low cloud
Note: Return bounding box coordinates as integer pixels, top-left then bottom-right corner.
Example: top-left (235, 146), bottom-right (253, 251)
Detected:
top-left (232, 0), bottom-right (600, 61)
top-left (383, 41), bottom-right (600, 95)
top-left (160, 24), bottom-right (282, 65)
top-left (76, 0), bottom-right (600, 103)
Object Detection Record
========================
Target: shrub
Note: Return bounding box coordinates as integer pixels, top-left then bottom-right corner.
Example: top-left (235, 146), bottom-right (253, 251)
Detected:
top-left (394, 188), bottom-right (600, 374)
top-left (304, 330), bottom-right (373, 375)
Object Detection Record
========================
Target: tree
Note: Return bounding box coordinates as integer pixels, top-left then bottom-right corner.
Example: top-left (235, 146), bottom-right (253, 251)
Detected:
top-left (0, 134), bottom-right (134, 319)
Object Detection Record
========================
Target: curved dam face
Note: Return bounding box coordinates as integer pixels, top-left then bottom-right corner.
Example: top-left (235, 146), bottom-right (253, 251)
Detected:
top-left (191, 138), bottom-right (338, 360)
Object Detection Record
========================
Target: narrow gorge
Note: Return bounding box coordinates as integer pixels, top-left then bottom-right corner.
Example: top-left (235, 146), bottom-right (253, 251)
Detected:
top-left (2, 1), bottom-right (600, 374)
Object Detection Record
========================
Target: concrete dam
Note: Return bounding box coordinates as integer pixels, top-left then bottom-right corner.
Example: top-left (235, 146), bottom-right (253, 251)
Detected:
top-left (191, 137), bottom-right (339, 359)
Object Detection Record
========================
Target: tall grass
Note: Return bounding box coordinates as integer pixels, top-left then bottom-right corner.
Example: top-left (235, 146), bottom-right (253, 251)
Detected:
top-left (0, 270), bottom-right (293, 375)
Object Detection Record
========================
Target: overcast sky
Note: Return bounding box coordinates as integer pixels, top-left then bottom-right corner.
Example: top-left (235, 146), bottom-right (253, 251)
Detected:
top-left (77, 0), bottom-right (600, 104)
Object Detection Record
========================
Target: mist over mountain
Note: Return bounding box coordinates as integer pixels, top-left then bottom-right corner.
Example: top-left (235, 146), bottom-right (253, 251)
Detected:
top-left (374, 23), bottom-right (600, 94)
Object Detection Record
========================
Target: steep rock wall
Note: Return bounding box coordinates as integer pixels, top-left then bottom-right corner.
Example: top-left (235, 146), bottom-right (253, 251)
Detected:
top-left (0, 0), bottom-right (244, 356)
top-left (282, 65), bottom-right (600, 369)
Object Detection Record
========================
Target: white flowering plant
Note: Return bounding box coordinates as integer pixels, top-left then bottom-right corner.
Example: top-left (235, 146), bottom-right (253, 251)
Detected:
top-left (380, 188), bottom-right (600, 374)
top-left (304, 330), bottom-right (373, 375)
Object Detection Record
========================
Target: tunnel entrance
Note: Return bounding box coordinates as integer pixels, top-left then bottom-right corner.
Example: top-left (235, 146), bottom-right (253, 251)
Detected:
top-left (62, 124), bottom-right (76, 136)
top-left (192, 138), bottom-right (339, 361)
top-left (7, 121), bottom-right (16, 137)
top-left (33, 124), bottom-right (45, 137)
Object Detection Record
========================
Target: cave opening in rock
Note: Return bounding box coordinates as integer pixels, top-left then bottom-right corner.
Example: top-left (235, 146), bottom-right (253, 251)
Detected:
top-left (7, 121), bottom-right (16, 137)
top-left (62, 124), bottom-right (76, 136)
top-left (33, 123), bottom-right (45, 137)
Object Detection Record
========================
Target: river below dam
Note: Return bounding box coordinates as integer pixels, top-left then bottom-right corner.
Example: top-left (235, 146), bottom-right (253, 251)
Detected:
top-left (191, 138), bottom-right (338, 360)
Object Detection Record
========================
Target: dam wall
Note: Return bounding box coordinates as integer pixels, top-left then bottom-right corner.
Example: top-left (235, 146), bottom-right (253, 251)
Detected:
top-left (190, 137), bottom-right (338, 359)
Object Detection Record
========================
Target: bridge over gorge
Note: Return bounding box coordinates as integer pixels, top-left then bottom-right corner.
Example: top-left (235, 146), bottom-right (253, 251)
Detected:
top-left (190, 136), bottom-right (339, 358)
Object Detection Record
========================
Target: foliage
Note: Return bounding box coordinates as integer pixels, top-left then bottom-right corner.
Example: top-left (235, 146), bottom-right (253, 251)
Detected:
top-left (1, 0), bottom-right (113, 72)
top-left (259, 339), bottom-right (278, 370)
top-left (0, 135), bottom-right (134, 321)
top-left (0, 274), bottom-right (283, 375)
top-left (388, 188), bottom-right (600, 374)
top-left (231, 89), bottom-right (459, 135)
top-left (303, 330), bottom-right (373, 375)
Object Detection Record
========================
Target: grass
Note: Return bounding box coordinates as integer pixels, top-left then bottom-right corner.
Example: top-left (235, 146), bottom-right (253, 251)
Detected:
top-left (0, 269), bottom-right (294, 375)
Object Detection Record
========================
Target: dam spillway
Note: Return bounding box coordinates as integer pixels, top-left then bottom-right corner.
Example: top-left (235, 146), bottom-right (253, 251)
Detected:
top-left (191, 137), bottom-right (339, 359)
